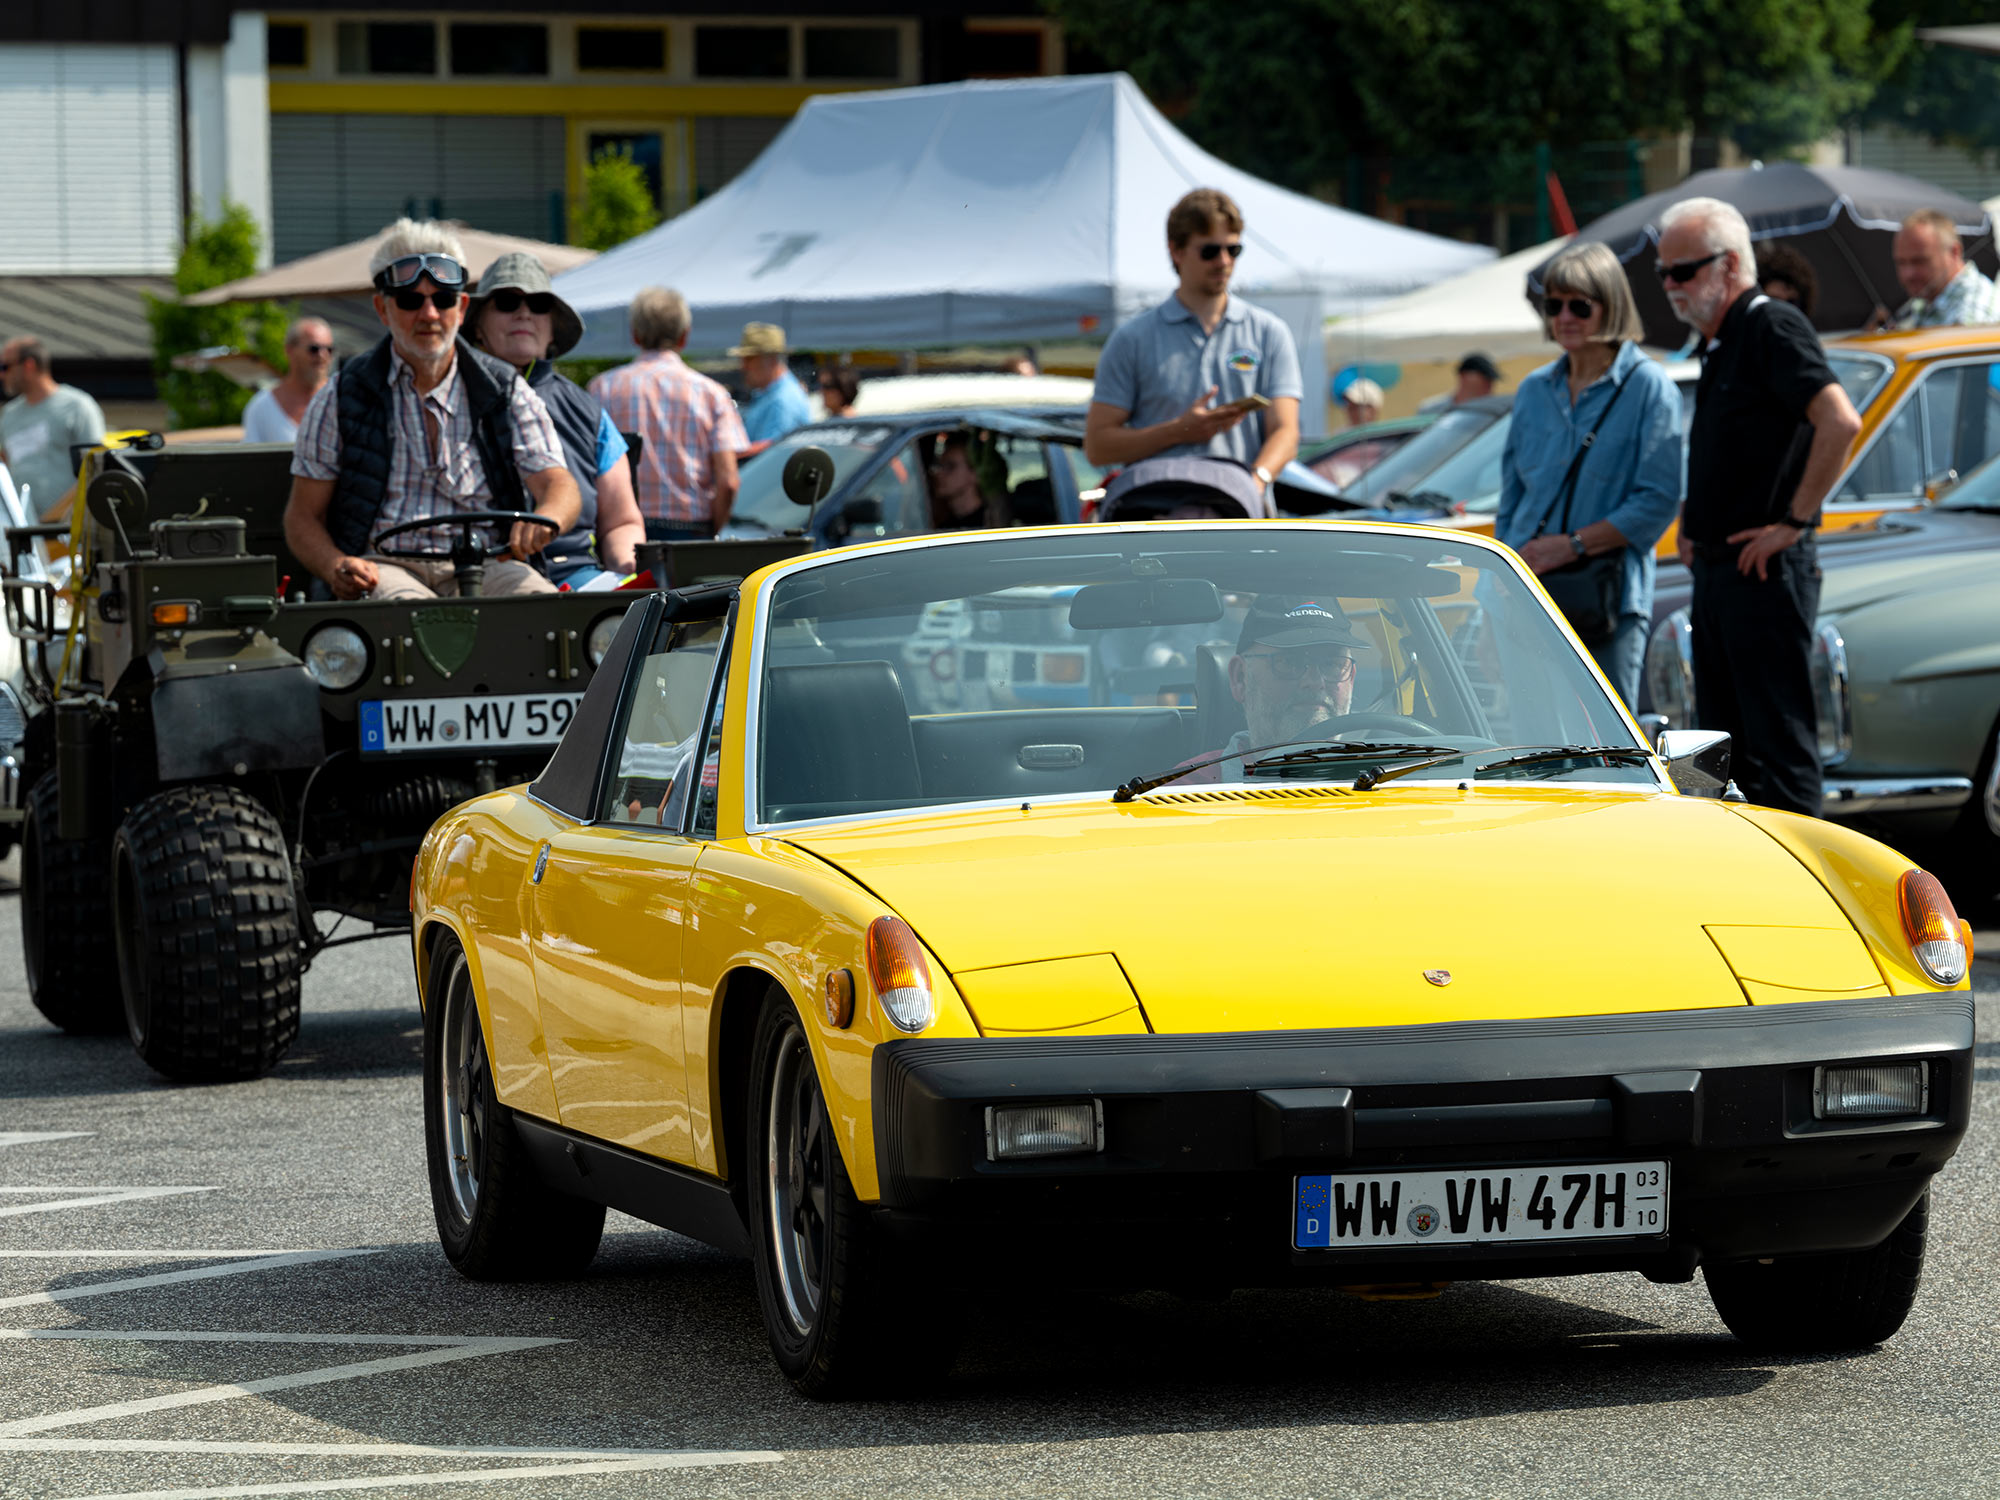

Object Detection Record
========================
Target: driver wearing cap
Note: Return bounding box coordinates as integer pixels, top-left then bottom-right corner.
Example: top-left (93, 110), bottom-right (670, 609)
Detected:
top-left (284, 219), bottom-right (579, 600)
top-left (1181, 596), bottom-right (1366, 782)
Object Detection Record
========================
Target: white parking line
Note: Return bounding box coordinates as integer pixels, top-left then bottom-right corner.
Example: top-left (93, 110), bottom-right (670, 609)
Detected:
top-left (0, 1248), bottom-right (376, 1310)
top-left (0, 1186), bottom-right (214, 1220)
top-left (0, 1250), bottom-right (315, 1259)
top-left (60, 1450), bottom-right (783, 1500)
top-left (0, 1132), bottom-right (94, 1149)
top-left (2, 1439), bottom-right (727, 1457)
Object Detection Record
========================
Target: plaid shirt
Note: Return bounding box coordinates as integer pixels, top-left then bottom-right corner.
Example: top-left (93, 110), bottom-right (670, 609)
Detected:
top-left (1894, 263), bottom-right (2000, 330)
top-left (291, 347), bottom-right (565, 547)
top-left (589, 351), bottom-right (747, 525)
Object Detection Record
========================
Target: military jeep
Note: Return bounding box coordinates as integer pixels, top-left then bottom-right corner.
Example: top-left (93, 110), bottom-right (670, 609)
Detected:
top-left (3, 439), bottom-right (646, 1080)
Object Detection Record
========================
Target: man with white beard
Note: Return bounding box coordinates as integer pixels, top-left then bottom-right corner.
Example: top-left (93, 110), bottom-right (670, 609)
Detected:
top-left (1660, 196), bottom-right (1861, 817)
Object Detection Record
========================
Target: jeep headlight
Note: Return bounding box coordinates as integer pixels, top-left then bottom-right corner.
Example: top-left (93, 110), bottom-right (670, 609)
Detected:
top-left (1810, 620), bottom-right (1852, 767)
top-left (1645, 608), bottom-right (1694, 729)
top-left (303, 623), bottom-right (370, 691)
top-left (586, 611), bottom-right (623, 667)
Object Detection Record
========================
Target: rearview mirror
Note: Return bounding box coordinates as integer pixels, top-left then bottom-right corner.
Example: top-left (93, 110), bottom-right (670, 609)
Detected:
top-left (782, 446), bottom-right (837, 509)
top-left (1068, 578), bottom-right (1225, 630)
top-left (1657, 728), bottom-right (1729, 796)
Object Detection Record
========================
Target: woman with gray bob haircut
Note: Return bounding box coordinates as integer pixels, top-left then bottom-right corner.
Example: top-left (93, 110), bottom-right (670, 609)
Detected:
top-left (1496, 240), bottom-right (1684, 707)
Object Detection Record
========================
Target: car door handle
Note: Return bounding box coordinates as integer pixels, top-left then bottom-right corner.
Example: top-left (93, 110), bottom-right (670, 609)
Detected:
top-left (532, 842), bottom-right (550, 884)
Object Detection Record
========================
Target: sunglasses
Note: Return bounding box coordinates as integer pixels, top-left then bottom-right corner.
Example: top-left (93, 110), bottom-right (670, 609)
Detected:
top-left (1543, 295), bottom-right (1596, 319)
top-left (1241, 649), bottom-right (1354, 682)
top-left (1655, 250), bottom-right (1725, 285)
top-left (374, 253), bottom-right (466, 291)
top-left (487, 289), bottom-right (554, 315)
top-left (390, 288), bottom-right (461, 312)
top-left (297, 342), bottom-right (334, 356)
top-left (1198, 242), bottom-right (1246, 262)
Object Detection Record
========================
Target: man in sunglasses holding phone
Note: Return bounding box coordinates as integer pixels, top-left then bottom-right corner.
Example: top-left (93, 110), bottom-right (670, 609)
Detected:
top-left (286, 220), bottom-right (579, 601)
top-left (1659, 196), bottom-right (1862, 817)
top-left (241, 318), bottom-right (335, 444)
top-left (1085, 188), bottom-right (1301, 499)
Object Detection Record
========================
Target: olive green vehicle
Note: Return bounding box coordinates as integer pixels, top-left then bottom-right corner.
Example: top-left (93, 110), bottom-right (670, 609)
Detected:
top-left (2, 438), bottom-right (648, 1081)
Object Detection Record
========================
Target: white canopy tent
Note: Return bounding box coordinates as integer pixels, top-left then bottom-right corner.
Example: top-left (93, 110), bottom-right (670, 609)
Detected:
top-left (1324, 236), bottom-right (1568, 369)
top-left (556, 73), bottom-right (1491, 431)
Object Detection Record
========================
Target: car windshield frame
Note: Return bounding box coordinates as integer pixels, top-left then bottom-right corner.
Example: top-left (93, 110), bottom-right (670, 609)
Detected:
top-left (1338, 404), bottom-right (1502, 503)
top-left (738, 524), bottom-right (1660, 835)
top-left (1392, 411), bottom-right (1512, 511)
top-left (1828, 350), bottom-right (1894, 418)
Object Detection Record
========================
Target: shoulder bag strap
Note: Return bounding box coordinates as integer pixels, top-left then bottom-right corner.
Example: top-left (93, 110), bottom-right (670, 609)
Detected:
top-left (1540, 368), bottom-right (1633, 539)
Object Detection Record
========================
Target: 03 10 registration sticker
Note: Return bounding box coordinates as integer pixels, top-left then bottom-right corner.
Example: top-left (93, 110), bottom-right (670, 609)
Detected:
top-left (360, 693), bottom-right (584, 754)
top-left (1293, 1163), bottom-right (1667, 1249)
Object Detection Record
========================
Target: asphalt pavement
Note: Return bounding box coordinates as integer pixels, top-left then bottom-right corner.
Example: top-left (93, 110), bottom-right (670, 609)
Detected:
top-left (3, 849), bottom-right (2000, 1500)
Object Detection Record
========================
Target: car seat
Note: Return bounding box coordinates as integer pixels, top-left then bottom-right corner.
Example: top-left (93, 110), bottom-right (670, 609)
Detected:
top-left (760, 660), bottom-right (922, 811)
top-left (1195, 643), bottom-right (1246, 750)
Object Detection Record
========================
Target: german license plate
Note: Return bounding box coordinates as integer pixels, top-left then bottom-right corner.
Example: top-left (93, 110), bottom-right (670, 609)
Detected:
top-left (1293, 1163), bottom-right (1667, 1249)
top-left (360, 693), bottom-right (583, 754)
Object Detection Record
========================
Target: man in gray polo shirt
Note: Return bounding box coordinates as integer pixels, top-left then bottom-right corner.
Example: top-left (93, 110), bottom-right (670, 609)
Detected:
top-left (1085, 188), bottom-right (1303, 498)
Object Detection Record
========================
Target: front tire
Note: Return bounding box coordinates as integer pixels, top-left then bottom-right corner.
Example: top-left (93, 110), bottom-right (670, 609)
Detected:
top-left (1705, 1192), bottom-right (1929, 1351)
top-left (423, 938), bottom-right (603, 1279)
top-left (20, 773), bottom-right (121, 1034)
top-left (112, 784), bottom-right (302, 1080)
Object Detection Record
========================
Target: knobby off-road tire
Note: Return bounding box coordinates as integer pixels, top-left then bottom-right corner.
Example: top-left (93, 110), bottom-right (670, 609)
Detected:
top-left (112, 784), bottom-right (303, 1081)
top-left (747, 987), bottom-right (956, 1399)
top-left (21, 773), bottom-right (121, 1034)
top-left (423, 937), bottom-right (604, 1279)
top-left (1705, 1191), bottom-right (1929, 1351)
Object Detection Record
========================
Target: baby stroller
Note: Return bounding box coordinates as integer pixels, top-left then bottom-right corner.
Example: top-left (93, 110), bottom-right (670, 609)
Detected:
top-left (1097, 455), bottom-right (1277, 522)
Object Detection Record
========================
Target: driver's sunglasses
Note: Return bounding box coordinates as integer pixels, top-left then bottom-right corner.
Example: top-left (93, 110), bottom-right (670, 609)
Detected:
top-left (390, 288), bottom-right (460, 312)
top-left (1543, 295), bottom-right (1596, 319)
top-left (1655, 250), bottom-right (1724, 284)
top-left (1199, 242), bottom-right (1245, 262)
top-left (374, 253), bottom-right (466, 291)
top-left (487, 289), bottom-right (555, 315)
top-left (1242, 648), bottom-right (1353, 682)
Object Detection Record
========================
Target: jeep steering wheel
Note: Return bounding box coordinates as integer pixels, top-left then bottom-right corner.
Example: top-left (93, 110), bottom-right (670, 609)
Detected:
top-left (370, 511), bottom-right (560, 597)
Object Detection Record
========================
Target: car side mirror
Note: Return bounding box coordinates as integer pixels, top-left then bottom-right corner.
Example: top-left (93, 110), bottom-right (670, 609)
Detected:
top-left (782, 446), bottom-right (836, 508)
top-left (1657, 728), bottom-right (1730, 796)
top-left (832, 495), bottom-right (882, 535)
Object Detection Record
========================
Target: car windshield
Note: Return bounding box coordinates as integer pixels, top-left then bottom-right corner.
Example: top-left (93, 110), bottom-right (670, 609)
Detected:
top-left (1828, 352), bottom-right (1892, 416)
top-left (729, 423), bottom-right (898, 533)
top-left (1338, 406), bottom-right (1498, 503)
top-left (753, 528), bottom-right (1650, 825)
top-left (1392, 412), bottom-right (1511, 513)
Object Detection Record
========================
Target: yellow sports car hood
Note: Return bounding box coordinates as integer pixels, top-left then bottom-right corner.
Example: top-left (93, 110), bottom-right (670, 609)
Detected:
top-left (782, 788), bottom-right (1880, 1033)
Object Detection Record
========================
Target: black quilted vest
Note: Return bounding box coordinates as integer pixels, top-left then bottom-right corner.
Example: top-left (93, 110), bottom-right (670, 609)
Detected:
top-left (523, 358), bottom-right (601, 567)
top-left (327, 335), bottom-right (528, 559)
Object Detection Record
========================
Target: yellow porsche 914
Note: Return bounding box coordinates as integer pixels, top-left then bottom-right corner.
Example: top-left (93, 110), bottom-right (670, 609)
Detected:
top-left (409, 520), bottom-right (1973, 1398)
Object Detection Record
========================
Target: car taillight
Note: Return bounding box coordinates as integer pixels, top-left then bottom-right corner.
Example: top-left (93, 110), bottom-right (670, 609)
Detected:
top-left (1898, 869), bottom-right (1967, 985)
top-left (865, 916), bottom-right (934, 1033)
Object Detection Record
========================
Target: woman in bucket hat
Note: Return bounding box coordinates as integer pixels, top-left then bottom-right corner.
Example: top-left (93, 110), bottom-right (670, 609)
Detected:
top-left (468, 251), bottom-right (644, 584)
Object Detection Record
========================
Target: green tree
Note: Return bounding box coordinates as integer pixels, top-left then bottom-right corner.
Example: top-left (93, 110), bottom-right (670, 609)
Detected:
top-left (573, 146), bottom-right (660, 252)
top-left (144, 202), bottom-right (287, 430)
top-left (1858, 0), bottom-right (2000, 156)
top-left (1045, 0), bottom-right (1898, 197)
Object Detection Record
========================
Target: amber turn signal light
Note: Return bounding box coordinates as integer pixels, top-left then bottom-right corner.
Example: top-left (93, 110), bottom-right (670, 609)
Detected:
top-left (824, 968), bottom-right (855, 1029)
top-left (865, 916), bottom-right (934, 1033)
top-left (151, 602), bottom-right (198, 626)
top-left (1898, 869), bottom-right (1967, 986)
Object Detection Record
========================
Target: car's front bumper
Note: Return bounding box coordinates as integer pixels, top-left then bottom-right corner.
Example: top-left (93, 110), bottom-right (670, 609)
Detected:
top-left (871, 993), bottom-right (1972, 1287)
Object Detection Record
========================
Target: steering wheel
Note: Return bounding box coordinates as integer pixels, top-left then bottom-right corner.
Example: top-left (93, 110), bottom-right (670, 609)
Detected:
top-left (370, 510), bottom-right (560, 598)
top-left (1329, 712), bottom-right (1442, 739)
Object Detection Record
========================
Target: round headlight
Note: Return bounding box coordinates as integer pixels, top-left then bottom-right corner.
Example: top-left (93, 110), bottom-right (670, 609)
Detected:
top-left (586, 611), bottom-right (623, 667)
top-left (303, 624), bottom-right (370, 692)
top-left (1644, 608), bottom-right (1694, 729)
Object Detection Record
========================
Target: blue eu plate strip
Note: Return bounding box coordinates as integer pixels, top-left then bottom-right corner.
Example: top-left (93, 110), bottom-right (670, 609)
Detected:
top-left (1295, 1173), bottom-right (1332, 1249)
top-left (360, 700), bottom-right (384, 753)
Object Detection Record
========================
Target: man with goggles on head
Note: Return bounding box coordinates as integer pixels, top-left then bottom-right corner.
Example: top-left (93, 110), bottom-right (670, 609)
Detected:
top-left (284, 219), bottom-right (579, 600)
top-left (1174, 596), bottom-right (1367, 784)
top-left (1085, 187), bottom-right (1302, 502)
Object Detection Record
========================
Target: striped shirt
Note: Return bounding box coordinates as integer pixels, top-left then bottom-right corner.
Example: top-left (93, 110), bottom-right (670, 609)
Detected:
top-left (291, 346), bottom-right (565, 547)
top-left (589, 350), bottom-right (747, 525)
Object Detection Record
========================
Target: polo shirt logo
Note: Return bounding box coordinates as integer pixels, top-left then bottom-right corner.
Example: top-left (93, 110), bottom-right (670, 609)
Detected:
top-left (1229, 350), bottom-right (1259, 372)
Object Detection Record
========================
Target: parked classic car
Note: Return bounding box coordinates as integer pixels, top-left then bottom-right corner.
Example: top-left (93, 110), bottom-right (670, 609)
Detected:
top-left (411, 516), bottom-right (1971, 1397)
top-left (1296, 414), bottom-right (1433, 490)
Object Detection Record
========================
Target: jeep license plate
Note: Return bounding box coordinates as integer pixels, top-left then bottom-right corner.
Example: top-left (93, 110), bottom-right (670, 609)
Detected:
top-left (360, 694), bottom-right (584, 754)
top-left (1293, 1163), bottom-right (1668, 1249)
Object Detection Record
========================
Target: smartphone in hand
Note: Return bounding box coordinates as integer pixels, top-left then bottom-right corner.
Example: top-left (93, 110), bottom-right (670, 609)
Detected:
top-left (1217, 393), bottom-right (1271, 416)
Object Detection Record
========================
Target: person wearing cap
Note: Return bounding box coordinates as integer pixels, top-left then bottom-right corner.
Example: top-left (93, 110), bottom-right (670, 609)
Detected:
top-left (285, 219), bottom-right (578, 600)
top-left (466, 251), bottom-right (644, 583)
top-left (1085, 188), bottom-right (1302, 499)
top-left (1421, 353), bottom-right (1501, 412)
top-left (1341, 378), bottom-right (1384, 427)
top-left (732, 322), bottom-right (812, 446)
top-left (1176, 596), bottom-right (1366, 783)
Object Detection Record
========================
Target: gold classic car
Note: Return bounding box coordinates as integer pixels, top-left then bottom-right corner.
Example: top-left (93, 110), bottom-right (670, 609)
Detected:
top-left (410, 520), bottom-right (1972, 1397)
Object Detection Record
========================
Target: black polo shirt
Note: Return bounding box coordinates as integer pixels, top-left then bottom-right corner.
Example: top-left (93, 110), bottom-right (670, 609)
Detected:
top-left (1683, 289), bottom-right (1837, 543)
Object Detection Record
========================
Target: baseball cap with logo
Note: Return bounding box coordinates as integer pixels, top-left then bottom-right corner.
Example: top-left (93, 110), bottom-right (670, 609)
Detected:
top-left (1237, 596), bottom-right (1369, 652)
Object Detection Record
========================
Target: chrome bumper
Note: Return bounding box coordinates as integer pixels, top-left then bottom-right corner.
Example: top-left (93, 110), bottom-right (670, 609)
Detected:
top-left (1822, 777), bottom-right (1973, 816)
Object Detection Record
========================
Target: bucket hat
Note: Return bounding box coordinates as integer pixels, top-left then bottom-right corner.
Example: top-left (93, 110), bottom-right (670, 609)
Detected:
top-left (728, 322), bottom-right (789, 357)
top-left (467, 252), bottom-right (584, 361)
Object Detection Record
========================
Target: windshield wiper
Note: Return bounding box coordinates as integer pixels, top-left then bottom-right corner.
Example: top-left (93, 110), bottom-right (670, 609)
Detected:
top-left (1384, 489), bottom-right (1454, 512)
top-left (1112, 740), bottom-right (1456, 803)
top-left (1476, 744), bottom-right (1653, 777)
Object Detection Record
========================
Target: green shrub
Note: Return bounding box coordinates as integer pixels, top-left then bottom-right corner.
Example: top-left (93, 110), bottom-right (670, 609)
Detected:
top-left (574, 146), bottom-right (660, 252)
top-left (144, 202), bottom-right (288, 429)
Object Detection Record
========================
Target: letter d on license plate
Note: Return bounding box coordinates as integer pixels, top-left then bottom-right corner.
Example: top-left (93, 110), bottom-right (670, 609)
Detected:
top-left (361, 693), bottom-right (583, 754)
top-left (1294, 1163), bottom-right (1667, 1248)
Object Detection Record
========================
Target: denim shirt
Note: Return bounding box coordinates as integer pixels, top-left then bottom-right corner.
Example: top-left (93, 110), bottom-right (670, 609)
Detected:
top-left (1496, 340), bottom-right (1684, 621)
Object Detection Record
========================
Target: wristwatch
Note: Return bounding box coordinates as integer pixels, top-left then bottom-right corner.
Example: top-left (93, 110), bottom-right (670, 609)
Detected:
top-left (1254, 465), bottom-right (1274, 489)
top-left (1780, 512), bottom-right (1822, 530)
top-left (1568, 531), bottom-right (1588, 558)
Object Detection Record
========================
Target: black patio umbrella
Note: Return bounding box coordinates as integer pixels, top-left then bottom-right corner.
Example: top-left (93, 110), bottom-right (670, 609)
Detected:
top-left (1526, 162), bottom-right (1999, 348)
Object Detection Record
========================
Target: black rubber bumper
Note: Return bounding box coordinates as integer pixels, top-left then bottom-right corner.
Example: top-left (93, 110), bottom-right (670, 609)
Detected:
top-left (870, 993), bottom-right (1973, 1287)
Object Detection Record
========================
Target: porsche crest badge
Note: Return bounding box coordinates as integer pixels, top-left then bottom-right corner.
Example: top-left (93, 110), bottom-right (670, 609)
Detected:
top-left (1422, 969), bottom-right (1452, 986)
